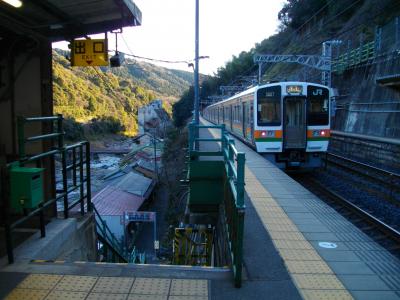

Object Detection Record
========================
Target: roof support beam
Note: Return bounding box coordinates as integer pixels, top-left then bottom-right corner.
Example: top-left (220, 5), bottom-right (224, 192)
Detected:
top-left (29, 0), bottom-right (72, 22)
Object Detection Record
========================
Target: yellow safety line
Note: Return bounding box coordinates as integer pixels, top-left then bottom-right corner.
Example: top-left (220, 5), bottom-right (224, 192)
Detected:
top-left (203, 120), bottom-right (353, 300)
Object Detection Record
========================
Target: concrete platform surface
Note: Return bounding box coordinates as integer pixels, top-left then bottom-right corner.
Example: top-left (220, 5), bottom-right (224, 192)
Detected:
top-left (201, 118), bottom-right (400, 300)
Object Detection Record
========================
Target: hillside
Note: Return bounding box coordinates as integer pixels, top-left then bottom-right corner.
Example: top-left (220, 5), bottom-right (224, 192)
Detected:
top-left (52, 49), bottom-right (193, 137)
top-left (174, 0), bottom-right (400, 129)
top-left (111, 59), bottom-right (194, 103)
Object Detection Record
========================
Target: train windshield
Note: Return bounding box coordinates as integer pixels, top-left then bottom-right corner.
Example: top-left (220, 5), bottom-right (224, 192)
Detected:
top-left (257, 86), bottom-right (281, 126)
top-left (307, 86), bottom-right (329, 125)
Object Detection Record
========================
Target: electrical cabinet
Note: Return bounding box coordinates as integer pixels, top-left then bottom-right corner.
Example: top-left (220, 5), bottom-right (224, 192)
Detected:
top-left (10, 167), bottom-right (44, 212)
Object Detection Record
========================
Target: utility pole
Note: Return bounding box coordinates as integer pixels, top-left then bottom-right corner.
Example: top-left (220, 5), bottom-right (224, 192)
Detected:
top-left (194, 0), bottom-right (200, 124)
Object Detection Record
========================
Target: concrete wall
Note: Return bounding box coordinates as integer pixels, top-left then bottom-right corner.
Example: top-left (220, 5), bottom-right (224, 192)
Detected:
top-left (0, 36), bottom-right (55, 220)
top-left (0, 37), bottom-right (53, 157)
top-left (329, 133), bottom-right (400, 172)
top-left (56, 214), bottom-right (98, 262)
top-left (0, 214), bottom-right (97, 266)
top-left (333, 51), bottom-right (400, 139)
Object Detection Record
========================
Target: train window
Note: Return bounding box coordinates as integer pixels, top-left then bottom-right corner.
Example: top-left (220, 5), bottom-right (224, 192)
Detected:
top-left (307, 86), bottom-right (329, 125)
top-left (257, 86), bottom-right (281, 126)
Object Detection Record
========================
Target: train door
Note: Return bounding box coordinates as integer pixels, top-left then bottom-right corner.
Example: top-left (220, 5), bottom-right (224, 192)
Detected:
top-left (283, 96), bottom-right (306, 149)
top-left (242, 102), bottom-right (247, 138)
top-left (230, 105), bottom-right (233, 130)
top-left (250, 103), bottom-right (254, 142)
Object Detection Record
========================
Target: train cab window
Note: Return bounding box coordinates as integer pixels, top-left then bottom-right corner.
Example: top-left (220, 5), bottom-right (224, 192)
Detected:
top-left (307, 86), bottom-right (329, 125)
top-left (257, 86), bottom-right (281, 126)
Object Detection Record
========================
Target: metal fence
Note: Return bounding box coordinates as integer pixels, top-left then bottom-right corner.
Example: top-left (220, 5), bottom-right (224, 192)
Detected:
top-left (2, 115), bottom-right (92, 264)
top-left (188, 123), bottom-right (245, 287)
top-left (332, 16), bottom-right (400, 74)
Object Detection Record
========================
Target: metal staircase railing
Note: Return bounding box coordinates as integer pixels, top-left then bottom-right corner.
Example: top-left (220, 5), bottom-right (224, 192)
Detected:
top-left (188, 122), bottom-right (245, 287)
top-left (91, 203), bottom-right (128, 263)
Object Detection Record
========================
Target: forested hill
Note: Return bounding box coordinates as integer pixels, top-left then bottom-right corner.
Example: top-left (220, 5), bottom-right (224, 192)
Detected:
top-left (111, 59), bottom-right (194, 103)
top-left (173, 0), bottom-right (400, 126)
top-left (52, 49), bottom-right (193, 137)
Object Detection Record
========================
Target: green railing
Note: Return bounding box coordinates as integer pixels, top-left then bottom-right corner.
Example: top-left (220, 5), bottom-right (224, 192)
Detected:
top-left (92, 204), bottom-right (128, 263)
top-left (129, 246), bottom-right (146, 264)
top-left (2, 115), bottom-right (92, 264)
top-left (332, 41), bottom-right (375, 73)
top-left (188, 123), bottom-right (245, 287)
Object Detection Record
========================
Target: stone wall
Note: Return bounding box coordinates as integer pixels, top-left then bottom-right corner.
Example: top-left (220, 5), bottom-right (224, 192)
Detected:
top-left (329, 133), bottom-right (400, 172)
top-left (333, 51), bottom-right (400, 139)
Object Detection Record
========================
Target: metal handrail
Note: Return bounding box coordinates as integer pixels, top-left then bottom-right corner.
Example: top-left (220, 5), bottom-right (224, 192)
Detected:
top-left (3, 115), bottom-right (92, 264)
top-left (188, 122), bottom-right (245, 287)
top-left (92, 204), bottom-right (127, 262)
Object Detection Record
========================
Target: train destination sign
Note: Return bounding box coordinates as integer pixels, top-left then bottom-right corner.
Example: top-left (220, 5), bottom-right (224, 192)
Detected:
top-left (71, 39), bottom-right (108, 67)
top-left (286, 85), bottom-right (303, 95)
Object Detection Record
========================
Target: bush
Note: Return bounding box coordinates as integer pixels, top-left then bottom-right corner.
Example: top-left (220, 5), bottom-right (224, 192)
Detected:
top-left (63, 118), bottom-right (84, 141)
top-left (87, 116), bottom-right (125, 135)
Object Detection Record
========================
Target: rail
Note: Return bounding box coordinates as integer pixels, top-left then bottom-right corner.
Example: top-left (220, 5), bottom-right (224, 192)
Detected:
top-left (188, 122), bottom-right (245, 287)
top-left (2, 115), bottom-right (92, 264)
top-left (325, 153), bottom-right (400, 207)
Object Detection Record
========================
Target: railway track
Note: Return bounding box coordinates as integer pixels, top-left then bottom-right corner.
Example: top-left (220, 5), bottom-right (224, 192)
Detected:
top-left (293, 155), bottom-right (400, 254)
top-left (325, 153), bottom-right (400, 202)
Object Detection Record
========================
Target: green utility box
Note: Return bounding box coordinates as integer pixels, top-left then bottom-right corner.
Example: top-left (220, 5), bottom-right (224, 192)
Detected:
top-left (10, 167), bottom-right (44, 212)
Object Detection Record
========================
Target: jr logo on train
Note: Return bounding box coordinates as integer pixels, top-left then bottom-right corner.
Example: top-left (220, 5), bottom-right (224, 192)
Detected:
top-left (203, 82), bottom-right (331, 170)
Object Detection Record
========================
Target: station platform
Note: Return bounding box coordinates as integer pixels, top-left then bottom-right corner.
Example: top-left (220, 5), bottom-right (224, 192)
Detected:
top-left (1, 120), bottom-right (399, 300)
top-left (199, 118), bottom-right (400, 300)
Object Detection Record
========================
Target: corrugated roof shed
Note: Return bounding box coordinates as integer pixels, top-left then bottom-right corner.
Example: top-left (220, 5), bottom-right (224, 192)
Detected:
top-left (92, 185), bottom-right (144, 216)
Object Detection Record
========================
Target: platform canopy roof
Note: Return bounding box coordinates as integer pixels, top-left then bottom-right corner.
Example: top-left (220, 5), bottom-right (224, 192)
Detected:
top-left (0, 0), bottom-right (142, 41)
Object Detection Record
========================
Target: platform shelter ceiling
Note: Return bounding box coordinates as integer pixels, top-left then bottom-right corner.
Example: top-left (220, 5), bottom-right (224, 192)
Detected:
top-left (0, 0), bottom-right (142, 41)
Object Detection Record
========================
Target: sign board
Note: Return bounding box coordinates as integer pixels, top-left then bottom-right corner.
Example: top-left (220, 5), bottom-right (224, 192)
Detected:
top-left (154, 240), bottom-right (160, 250)
top-left (71, 39), bottom-right (108, 67)
top-left (125, 211), bottom-right (156, 222)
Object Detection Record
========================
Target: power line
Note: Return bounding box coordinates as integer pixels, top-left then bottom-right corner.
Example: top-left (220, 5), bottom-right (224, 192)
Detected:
top-left (119, 33), bottom-right (201, 65)
top-left (261, 0), bottom-right (400, 80)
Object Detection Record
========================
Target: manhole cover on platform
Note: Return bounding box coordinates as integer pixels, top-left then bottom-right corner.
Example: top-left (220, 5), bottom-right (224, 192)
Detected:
top-left (318, 242), bottom-right (337, 249)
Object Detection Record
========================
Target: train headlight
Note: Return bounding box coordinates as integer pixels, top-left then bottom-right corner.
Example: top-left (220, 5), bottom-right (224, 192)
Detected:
top-left (311, 130), bottom-right (329, 137)
top-left (261, 131), bottom-right (267, 137)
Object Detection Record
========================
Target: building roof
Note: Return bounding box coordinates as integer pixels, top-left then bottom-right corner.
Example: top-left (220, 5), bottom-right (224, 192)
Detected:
top-left (92, 171), bottom-right (156, 216)
top-left (0, 0), bottom-right (142, 41)
top-left (92, 185), bottom-right (144, 216)
top-left (114, 171), bottom-right (153, 198)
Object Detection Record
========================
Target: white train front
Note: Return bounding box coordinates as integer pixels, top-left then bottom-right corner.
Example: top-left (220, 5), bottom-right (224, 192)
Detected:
top-left (203, 81), bottom-right (332, 169)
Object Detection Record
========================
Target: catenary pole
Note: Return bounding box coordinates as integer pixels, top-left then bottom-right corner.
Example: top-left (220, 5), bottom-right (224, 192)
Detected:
top-left (194, 0), bottom-right (200, 125)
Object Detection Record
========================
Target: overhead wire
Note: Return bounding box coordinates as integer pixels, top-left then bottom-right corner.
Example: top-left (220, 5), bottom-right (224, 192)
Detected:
top-left (260, 0), bottom-right (400, 81)
top-left (120, 33), bottom-right (195, 65)
top-left (224, 0), bottom-right (337, 85)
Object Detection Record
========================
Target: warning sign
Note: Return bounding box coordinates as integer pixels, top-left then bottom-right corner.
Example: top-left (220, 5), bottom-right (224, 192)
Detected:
top-left (71, 39), bottom-right (108, 67)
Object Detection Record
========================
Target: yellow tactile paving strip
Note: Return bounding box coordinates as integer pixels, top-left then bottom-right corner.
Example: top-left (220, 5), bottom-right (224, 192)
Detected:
top-left (203, 123), bottom-right (353, 300)
top-left (4, 274), bottom-right (209, 300)
top-left (245, 166), bottom-right (354, 300)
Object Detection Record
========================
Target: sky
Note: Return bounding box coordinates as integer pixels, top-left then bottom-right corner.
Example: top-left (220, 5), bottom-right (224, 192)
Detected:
top-left (53, 0), bottom-right (284, 75)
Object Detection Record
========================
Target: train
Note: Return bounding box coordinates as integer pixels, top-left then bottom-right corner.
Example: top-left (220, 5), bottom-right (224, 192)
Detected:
top-left (203, 81), bottom-right (332, 169)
